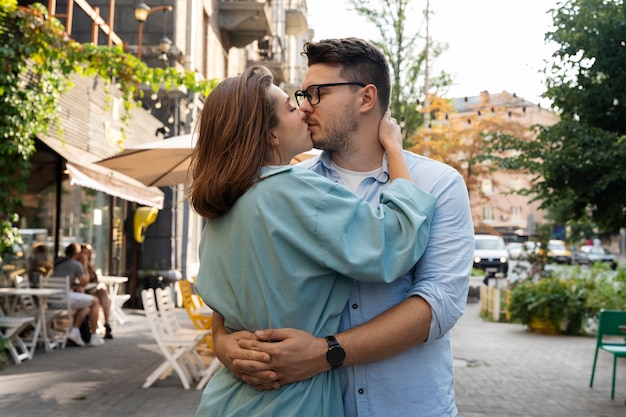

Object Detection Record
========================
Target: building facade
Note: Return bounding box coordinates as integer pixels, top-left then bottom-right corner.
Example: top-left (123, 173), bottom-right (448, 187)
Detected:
top-left (15, 0), bottom-right (312, 304)
top-left (450, 91), bottom-right (560, 242)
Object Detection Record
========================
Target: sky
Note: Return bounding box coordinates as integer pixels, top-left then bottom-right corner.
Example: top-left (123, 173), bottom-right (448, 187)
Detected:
top-left (307, 0), bottom-right (560, 107)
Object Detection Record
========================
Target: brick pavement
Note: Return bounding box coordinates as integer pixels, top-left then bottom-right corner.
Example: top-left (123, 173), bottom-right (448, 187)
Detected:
top-left (1, 302), bottom-right (625, 416)
top-left (453, 302), bottom-right (625, 417)
top-left (0, 309), bottom-right (205, 417)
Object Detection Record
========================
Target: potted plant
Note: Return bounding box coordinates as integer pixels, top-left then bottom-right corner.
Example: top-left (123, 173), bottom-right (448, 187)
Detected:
top-left (507, 274), bottom-right (585, 335)
top-left (508, 262), bottom-right (626, 335)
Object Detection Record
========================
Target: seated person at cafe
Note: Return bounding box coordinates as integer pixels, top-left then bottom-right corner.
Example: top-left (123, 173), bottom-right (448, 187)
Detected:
top-left (27, 242), bottom-right (53, 286)
top-left (80, 243), bottom-right (113, 339)
top-left (52, 242), bottom-right (105, 347)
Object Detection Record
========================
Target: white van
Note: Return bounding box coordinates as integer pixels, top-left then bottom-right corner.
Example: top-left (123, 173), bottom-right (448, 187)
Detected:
top-left (473, 234), bottom-right (509, 277)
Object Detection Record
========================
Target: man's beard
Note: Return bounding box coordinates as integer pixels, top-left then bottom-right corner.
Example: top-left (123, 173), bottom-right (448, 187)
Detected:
top-left (309, 106), bottom-right (359, 155)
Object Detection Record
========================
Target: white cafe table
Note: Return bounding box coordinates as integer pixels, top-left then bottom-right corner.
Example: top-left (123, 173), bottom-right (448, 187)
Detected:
top-left (0, 287), bottom-right (63, 356)
top-left (99, 276), bottom-right (130, 324)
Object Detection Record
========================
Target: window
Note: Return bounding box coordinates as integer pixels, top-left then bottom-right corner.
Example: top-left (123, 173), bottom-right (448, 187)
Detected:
top-left (483, 206), bottom-right (494, 221)
top-left (511, 206), bottom-right (522, 221)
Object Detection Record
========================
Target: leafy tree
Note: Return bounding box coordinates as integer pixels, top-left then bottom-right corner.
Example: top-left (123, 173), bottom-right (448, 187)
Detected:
top-left (483, 0), bottom-right (626, 233)
top-left (409, 94), bottom-right (528, 208)
top-left (0, 1), bottom-right (217, 250)
top-left (484, 121), bottom-right (626, 232)
top-left (545, 0), bottom-right (626, 135)
top-left (347, 0), bottom-right (451, 145)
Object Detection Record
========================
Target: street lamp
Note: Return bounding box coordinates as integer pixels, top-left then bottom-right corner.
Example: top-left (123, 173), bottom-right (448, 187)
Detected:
top-left (134, 2), bottom-right (173, 60)
top-left (158, 37), bottom-right (173, 62)
top-left (158, 37), bottom-right (172, 54)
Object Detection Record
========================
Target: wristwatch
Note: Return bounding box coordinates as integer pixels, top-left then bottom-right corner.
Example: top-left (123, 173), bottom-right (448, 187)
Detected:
top-left (325, 335), bottom-right (345, 369)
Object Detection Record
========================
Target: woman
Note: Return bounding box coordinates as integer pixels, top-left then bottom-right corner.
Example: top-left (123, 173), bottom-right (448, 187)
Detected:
top-left (189, 66), bottom-right (436, 416)
top-left (27, 242), bottom-right (52, 286)
top-left (80, 243), bottom-right (113, 339)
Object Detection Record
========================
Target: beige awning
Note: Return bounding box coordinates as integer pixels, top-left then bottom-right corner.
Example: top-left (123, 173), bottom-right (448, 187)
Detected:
top-left (37, 135), bottom-right (164, 209)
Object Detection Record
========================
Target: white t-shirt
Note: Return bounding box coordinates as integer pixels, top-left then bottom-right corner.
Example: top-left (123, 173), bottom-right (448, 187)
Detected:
top-left (329, 160), bottom-right (382, 193)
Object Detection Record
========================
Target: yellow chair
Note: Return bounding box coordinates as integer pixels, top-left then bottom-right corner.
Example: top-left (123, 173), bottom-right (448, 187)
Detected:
top-left (179, 279), bottom-right (213, 352)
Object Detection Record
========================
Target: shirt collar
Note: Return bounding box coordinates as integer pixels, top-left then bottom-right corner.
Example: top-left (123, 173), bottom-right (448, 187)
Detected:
top-left (260, 165), bottom-right (292, 179)
top-left (302, 150), bottom-right (391, 185)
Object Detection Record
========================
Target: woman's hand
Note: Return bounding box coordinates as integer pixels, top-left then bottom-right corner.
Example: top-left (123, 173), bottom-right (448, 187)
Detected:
top-left (378, 109), bottom-right (412, 182)
top-left (378, 109), bottom-right (403, 156)
top-left (212, 313), bottom-right (278, 390)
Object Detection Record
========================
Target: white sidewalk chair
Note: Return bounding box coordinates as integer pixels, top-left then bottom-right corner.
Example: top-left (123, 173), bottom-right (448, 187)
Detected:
top-left (10, 275), bottom-right (39, 315)
top-left (154, 287), bottom-right (211, 339)
top-left (195, 356), bottom-right (223, 391)
top-left (154, 287), bottom-right (210, 381)
top-left (39, 276), bottom-right (73, 350)
top-left (6, 275), bottom-right (40, 357)
top-left (141, 289), bottom-right (209, 389)
top-left (0, 309), bottom-right (36, 364)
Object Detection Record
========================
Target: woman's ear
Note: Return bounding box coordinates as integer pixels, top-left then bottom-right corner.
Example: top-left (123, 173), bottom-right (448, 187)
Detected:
top-left (270, 132), bottom-right (280, 146)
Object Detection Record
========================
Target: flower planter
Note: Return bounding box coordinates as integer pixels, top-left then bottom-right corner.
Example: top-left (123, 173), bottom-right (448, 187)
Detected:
top-left (528, 316), bottom-right (562, 335)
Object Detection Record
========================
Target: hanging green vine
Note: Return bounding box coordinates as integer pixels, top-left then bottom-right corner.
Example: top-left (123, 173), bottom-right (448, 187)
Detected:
top-left (0, 1), bottom-right (217, 250)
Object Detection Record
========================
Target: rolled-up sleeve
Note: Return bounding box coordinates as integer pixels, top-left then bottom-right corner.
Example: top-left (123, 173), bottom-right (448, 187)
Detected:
top-left (408, 169), bottom-right (474, 342)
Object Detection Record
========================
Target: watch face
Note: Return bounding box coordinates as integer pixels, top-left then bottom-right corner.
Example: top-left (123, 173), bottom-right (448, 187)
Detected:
top-left (327, 345), bottom-right (346, 366)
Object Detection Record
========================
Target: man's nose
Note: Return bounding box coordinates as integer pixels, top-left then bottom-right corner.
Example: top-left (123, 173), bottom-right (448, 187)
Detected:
top-left (298, 100), bottom-right (313, 113)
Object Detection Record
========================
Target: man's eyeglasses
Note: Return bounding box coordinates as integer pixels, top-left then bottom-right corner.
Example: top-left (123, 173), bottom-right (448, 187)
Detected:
top-left (294, 82), bottom-right (367, 106)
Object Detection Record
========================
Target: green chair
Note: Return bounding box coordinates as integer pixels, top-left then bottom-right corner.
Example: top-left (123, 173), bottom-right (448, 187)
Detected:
top-left (589, 310), bottom-right (626, 400)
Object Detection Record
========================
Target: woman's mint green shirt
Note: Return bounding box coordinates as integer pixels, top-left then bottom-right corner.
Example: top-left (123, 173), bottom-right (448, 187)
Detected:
top-left (195, 165), bottom-right (436, 417)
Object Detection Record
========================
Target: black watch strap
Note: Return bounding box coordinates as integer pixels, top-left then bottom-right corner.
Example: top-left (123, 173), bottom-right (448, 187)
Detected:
top-left (325, 335), bottom-right (345, 370)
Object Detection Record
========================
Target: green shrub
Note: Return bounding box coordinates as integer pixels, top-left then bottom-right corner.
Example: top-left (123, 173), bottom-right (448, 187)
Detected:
top-left (507, 263), bottom-right (626, 335)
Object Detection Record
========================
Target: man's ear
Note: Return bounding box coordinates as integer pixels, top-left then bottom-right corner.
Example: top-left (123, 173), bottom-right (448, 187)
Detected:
top-left (359, 84), bottom-right (378, 113)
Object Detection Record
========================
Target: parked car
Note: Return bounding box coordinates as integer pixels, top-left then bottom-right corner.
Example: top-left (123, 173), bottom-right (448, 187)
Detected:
top-left (506, 242), bottom-right (523, 260)
top-left (544, 239), bottom-right (571, 264)
top-left (572, 245), bottom-right (618, 270)
top-left (474, 234), bottom-right (509, 278)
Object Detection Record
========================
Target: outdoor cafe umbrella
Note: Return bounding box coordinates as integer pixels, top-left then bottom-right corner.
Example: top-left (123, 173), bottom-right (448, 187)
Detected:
top-left (96, 133), bottom-right (323, 187)
top-left (96, 133), bottom-right (197, 187)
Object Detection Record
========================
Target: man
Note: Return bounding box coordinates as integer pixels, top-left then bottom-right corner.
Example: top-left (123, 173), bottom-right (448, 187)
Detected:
top-left (52, 242), bottom-right (105, 347)
top-left (212, 38), bottom-right (474, 416)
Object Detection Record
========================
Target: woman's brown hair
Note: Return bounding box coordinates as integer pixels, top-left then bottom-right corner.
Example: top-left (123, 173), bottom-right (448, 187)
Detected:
top-left (188, 66), bottom-right (279, 219)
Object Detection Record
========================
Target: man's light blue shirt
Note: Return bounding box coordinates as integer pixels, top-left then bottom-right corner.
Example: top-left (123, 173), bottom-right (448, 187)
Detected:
top-left (300, 151), bottom-right (474, 417)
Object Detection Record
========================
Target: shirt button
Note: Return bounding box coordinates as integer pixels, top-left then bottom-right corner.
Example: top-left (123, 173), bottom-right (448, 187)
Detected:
top-left (358, 388), bottom-right (364, 394)
top-left (352, 304), bottom-right (358, 309)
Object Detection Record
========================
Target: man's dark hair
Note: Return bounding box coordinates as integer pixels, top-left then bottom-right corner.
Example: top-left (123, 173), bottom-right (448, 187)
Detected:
top-left (301, 37), bottom-right (391, 111)
top-left (65, 242), bottom-right (80, 258)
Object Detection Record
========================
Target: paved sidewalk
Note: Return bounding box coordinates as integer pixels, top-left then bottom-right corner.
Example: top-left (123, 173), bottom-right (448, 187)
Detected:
top-left (452, 302), bottom-right (626, 417)
top-left (0, 309), bottom-right (206, 417)
top-left (1, 302), bottom-right (625, 416)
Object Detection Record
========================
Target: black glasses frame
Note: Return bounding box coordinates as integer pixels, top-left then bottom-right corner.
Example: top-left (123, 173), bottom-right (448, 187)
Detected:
top-left (294, 82), bottom-right (367, 106)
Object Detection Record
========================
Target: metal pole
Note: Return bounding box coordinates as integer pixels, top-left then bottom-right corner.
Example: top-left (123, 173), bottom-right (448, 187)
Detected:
top-left (136, 5), bottom-right (173, 60)
top-left (137, 20), bottom-right (144, 60)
